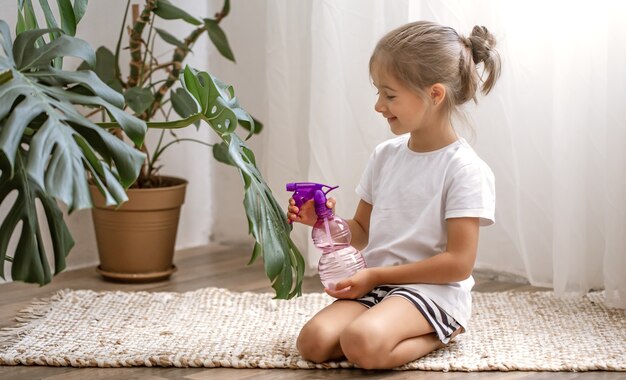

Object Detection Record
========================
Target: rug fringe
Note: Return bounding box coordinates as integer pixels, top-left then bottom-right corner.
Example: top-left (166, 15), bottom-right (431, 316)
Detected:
top-left (0, 289), bottom-right (71, 350)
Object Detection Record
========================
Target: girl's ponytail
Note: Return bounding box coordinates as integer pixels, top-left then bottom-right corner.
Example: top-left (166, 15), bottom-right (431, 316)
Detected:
top-left (469, 26), bottom-right (501, 96)
top-left (458, 26), bottom-right (501, 104)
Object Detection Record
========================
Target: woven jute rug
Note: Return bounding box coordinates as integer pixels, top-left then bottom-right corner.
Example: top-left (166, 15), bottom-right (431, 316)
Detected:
top-left (0, 288), bottom-right (624, 371)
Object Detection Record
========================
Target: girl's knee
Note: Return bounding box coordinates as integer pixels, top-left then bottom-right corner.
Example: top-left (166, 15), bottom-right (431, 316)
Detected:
top-left (296, 319), bottom-right (340, 363)
top-left (339, 324), bottom-right (386, 369)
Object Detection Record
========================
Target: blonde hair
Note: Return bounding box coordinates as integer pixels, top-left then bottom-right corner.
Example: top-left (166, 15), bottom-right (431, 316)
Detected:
top-left (370, 21), bottom-right (501, 118)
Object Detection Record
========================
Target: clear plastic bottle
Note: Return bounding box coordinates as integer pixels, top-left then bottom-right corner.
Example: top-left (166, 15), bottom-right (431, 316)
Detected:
top-left (311, 190), bottom-right (366, 290)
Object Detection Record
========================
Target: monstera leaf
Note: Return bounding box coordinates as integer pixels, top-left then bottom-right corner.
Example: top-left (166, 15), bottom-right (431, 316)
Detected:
top-left (0, 20), bottom-right (147, 284)
top-left (188, 67), bottom-right (304, 299)
top-left (136, 66), bottom-right (304, 299)
top-left (226, 133), bottom-right (305, 299)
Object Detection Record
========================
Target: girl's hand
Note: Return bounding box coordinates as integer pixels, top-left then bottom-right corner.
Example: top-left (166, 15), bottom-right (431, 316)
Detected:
top-left (287, 197), bottom-right (336, 227)
top-left (324, 268), bottom-right (377, 299)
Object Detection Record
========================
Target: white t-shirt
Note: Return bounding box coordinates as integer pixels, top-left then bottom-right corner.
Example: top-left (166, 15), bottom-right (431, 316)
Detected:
top-left (355, 134), bottom-right (495, 328)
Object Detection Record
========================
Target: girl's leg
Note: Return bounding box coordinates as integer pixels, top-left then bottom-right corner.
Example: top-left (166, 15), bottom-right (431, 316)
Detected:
top-left (339, 296), bottom-right (453, 369)
top-left (297, 300), bottom-right (367, 363)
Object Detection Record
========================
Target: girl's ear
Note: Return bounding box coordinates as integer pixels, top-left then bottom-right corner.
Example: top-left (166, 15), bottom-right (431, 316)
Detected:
top-left (430, 83), bottom-right (446, 106)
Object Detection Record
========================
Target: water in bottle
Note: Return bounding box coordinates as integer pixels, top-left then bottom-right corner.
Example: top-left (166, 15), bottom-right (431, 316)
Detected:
top-left (311, 190), bottom-right (366, 290)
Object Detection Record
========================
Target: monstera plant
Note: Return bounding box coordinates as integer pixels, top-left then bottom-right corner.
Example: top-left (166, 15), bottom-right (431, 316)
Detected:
top-left (0, 2), bottom-right (304, 298)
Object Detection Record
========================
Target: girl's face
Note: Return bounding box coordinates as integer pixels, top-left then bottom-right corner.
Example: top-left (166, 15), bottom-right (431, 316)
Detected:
top-left (371, 67), bottom-right (431, 136)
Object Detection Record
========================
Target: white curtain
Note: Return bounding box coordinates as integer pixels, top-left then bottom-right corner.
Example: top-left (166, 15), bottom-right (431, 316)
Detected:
top-left (221, 0), bottom-right (626, 308)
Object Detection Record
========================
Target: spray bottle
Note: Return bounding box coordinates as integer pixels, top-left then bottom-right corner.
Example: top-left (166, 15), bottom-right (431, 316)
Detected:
top-left (286, 182), bottom-right (367, 290)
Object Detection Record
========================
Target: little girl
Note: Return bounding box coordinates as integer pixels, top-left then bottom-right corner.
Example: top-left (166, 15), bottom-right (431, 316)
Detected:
top-left (287, 21), bottom-right (500, 369)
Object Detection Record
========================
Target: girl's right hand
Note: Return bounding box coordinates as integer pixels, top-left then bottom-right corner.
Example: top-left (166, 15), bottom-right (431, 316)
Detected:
top-left (287, 197), bottom-right (336, 227)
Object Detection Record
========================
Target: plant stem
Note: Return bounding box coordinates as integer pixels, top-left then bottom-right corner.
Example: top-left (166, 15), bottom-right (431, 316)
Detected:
top-left (114, 0), bottom-right (132, 88)
top-left (0, 69), bottom-right (13, 85)
top-left (140, 62), bottom-right (173, 86)
top-left (126, 0), bottom-right (157, 186)
top-left (97, 113), bottom-right (203, 130)
top-left (127, 0), bottom-right (157, 88)
top-left (85, 107), bottom-right (102, 119)
top-left (146, 23), bottom-right (209, 119)
top-left (152, 138), bottom-right (214, 165)
top-left (140, 11), bottom-right (156, 86)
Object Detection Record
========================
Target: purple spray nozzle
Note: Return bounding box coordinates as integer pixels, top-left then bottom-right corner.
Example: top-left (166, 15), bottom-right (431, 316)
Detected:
top-left (286, 182), bottom-right (338, 218)
top-left (313, 189), bottom-right (333, 218)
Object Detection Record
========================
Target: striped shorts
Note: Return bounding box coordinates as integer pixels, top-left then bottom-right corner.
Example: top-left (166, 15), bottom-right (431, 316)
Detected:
top-left (352, 285), bottom-right (462, 344)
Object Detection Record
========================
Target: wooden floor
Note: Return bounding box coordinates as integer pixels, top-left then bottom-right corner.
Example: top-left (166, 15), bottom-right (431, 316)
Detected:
top-left (0, 243), bottom-right (621, 380)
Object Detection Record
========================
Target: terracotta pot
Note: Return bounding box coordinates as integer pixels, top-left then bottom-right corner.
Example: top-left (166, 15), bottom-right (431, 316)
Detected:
top-left (89, 176), bottom-right (187, 283)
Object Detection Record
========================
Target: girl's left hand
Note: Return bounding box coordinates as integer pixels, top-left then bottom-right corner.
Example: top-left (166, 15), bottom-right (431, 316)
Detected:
top-left (324, 268), bottom-right (378, 299)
